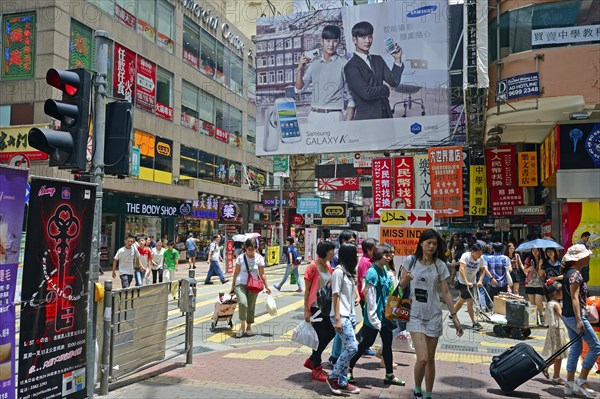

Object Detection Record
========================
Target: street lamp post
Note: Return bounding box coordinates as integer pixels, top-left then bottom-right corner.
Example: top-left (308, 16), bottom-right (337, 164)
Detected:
top-left (279, 179), bottom-right (284, 263)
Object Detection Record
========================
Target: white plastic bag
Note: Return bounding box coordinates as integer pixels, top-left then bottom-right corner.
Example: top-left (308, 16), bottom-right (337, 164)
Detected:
top-left (392, 330), bottom-right (414, 352)
top-left (265, 294), bottom-right (277, 316)
top-left (291, 321), bottom-right (319, 350)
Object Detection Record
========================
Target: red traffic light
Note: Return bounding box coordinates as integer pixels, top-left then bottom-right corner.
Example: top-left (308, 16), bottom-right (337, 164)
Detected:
top-left (46, 69), bottom-right (81, 96)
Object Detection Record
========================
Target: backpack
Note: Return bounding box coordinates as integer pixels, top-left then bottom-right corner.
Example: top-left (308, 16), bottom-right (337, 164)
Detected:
top-left (317, 281), bottom-right (332, 317)
top-left (290, 245), bottom-right (302, 266)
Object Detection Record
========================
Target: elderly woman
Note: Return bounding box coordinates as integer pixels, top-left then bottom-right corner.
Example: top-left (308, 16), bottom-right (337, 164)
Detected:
top-left (229, 237), bottom-right (271, 338)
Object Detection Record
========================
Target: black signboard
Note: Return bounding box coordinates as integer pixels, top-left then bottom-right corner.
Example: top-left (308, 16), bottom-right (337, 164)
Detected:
top-left (559, 123), bottom-right (600, 169)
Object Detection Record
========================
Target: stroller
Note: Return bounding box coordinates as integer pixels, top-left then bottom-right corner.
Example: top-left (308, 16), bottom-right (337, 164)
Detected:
top-left (210, 292), bottom-right (238, 332)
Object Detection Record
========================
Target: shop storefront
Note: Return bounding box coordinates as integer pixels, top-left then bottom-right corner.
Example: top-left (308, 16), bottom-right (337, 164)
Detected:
top-left (176, 198), bottom-right (220, 256)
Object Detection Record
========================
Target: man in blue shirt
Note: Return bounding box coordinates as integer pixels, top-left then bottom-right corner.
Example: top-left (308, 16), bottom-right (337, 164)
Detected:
top-left (486, 242), bottom-right (512, 300)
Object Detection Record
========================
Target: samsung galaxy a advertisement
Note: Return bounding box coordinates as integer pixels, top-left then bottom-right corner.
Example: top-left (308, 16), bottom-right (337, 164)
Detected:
top-left (255, 1), bottom-right (449, 156)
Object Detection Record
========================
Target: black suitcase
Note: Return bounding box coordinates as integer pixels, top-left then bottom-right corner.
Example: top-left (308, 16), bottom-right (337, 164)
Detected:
top-left (490, 332), bottom-right (583, 392)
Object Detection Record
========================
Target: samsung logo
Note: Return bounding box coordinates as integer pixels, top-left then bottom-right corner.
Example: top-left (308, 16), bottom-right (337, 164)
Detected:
top-left (407, 5), bottom-right (437, 18)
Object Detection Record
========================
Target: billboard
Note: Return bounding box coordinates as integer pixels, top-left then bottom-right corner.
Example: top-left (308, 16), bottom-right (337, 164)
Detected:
top-left (254, 1), bottom-right (449, 155)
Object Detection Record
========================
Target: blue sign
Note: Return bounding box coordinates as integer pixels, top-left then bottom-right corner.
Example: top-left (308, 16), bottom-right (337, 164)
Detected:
top-left (496, 72), bottom-right (540, 101)
top-left (410, 123), bottom-right (422, 134)
top-left (297, 197), bottom-right (321, 214)
top-left (407, 5), bottom-right (438, 18)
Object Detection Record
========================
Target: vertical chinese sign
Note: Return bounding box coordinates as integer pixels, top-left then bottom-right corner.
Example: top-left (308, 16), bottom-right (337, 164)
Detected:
top-left (136, 56), bottom-right (156, 113)
top-left (490, 187), bottom-right (524, 216)
top-left (518, 151), bottom-right (538, 187)
top-left (2, 13), bottom-right (35, 79)
top-left (18, 178), bottom-right (96, 399)
top-left (413, 154), bottom-right (431, 210)
top-left (113, 42), bottom-right (136, 102)
top-left (0, 166), bottom-right (27, 399)
top-left (393, 156), bottom-right (414, 208)
top-left (69, 21), bottom-right (93, 69)
top-left (372, 158), bottom-right (392, 217)
top-left (486, 146), bottom-right (517, 188)
top-left (469, 164), bottom-right (487, 216)
top-left (428, 147), bottom-right (464, 217)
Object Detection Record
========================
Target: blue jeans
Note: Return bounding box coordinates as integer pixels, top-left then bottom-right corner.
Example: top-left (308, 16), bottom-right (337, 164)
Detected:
top-left (562, 315), bottom-right (600, 372)
top-left (134, 270), bottom-right (143, 286)
top-left (278, 264), bottom-right (302, 289)
top-left (330, 315), bottom-right (358, 383)
top-left (206, 260), bottom-right (226, 283)
top-left (120, 274), bottom-right (133, 288)
top-left (330, 316), bottom-right (356, 362)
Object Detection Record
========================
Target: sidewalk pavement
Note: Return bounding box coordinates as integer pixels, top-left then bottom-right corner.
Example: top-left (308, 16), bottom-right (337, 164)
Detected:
top-left (100, 343), bottom-right (599, 399)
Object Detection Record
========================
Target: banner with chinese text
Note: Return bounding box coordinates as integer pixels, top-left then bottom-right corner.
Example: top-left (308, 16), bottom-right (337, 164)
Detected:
top-left (0, 166), bottom-right (27, 399)
top-left (393, 156), bottom-right (414, 208)
top-left (18, 178), bottom-right (96, 399)
top-left (413, 154), bottom-right (431, 210)
top-left (136, 56), bottom-right (156, 113)
top-left (490, 187), bottom-right (524, 216)
top-left (2, 13), bottom-right (35, 79)
top-left (469, 164), bottom-right (487, 216)
top-left (518, 151), bottom-right (538, 186)
top-left (372, 158), bottom-right (392, 217)
top-left (428, 147), bottom-right (463, 217)
top-left (486, 146), bottom-right (517, 188)
top-left (0, 124), bottom-right (49, 164)
top-left (69, 20), bottom-right (93, 69)
top-left (113, 42), bottom-right (136, 102)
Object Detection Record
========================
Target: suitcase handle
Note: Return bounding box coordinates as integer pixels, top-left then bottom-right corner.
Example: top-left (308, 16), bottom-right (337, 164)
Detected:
top-left (545, 332), bottom-right (584, 366)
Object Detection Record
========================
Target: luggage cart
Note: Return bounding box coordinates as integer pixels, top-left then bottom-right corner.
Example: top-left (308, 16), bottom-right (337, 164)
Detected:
top-left (210, 293), bottom-right (238, 332)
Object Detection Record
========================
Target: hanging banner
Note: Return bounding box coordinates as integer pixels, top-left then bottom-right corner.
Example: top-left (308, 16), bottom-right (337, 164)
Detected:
top-left (428, 146), bottom-right (463, 217)
top-left (349, 209), bottom-right (364, 231)
top-left (18, 178), bottom-right (96, 399)
top-left (486, 145), bottom-right (517, 189)
top-left (0, 166), bottom-right (28, 399)
top-left (136, 56), bottom-right (156, 113)
top-left (518, 151), bottom-right (538, 187)
top-left (226, 240), bottom-right (234, 273)
top-left (2, 13), bottom-right (36, 79)
top-left (393, 156), bottom-right (414, 209)
top-left (304, 228), bottom-right (318, 262)
top-left (317, 177), bottom-right (359, 191)
top-left (413, 154), bottom-right (431, 210)
top-left (69, 20), bottom-right (93, 69)
top-left (372, 158), bottom-right (392, 217)
top-left (490, 187), bottom-right (524, 216)
top-left (469, 164), bottom-right (487, 216)
top-left (113, 42), bottom-right (136, 102)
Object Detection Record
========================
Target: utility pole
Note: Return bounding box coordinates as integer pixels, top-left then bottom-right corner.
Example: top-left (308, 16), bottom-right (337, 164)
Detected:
top-left (87, 30), bottom-right (109, 399)
top-left (279, 178), bottom-right (284, 263)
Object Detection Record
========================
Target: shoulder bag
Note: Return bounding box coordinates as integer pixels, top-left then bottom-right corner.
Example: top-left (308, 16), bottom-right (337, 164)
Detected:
top-left (388, 255), bottom-right (418, 322)
top-left (244, 254), bottom-right (264, 293)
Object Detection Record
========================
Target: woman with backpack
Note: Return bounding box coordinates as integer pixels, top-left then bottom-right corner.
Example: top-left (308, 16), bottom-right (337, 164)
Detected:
top-left (302, 241), bottom-right (337, 382)
top-left (274, 236), bottom-right (303, 292)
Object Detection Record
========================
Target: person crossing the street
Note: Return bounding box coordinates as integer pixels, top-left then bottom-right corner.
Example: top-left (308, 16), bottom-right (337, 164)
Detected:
top-left (205, 233), bottom-right (228, 285)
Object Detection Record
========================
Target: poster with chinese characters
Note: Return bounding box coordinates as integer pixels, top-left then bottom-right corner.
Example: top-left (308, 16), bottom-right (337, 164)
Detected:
top-left (469, 164), bottom-right (487, 216)
top-left (518, 151), bottom-right (538, 187)
top-left (486, 146), bottom-right (517, 188)
top-left (0, 166), bottom-right (27, 399)
top-left (372, 158), bottom-right (392, 217)
top-left (0, 124), bottom-right (49, 164)
top-left (136, 56), bottom-right (156, 113)
top-left (69, 20), bottom-right (93, 69)
top-left (428, 146), bottom-right (463, 217)
top-left (113, 42), bottom-right (136, 102)
top-left (490, 187), bottom-right (524, 216)
top-left (413, 154), bottom-right (431, 210)
top-left (393, 156), bottom-right (414, 209)
top-left (2, 13), bottom-right (35, 79)
top-left (114, 3), bottom-right (136, 30)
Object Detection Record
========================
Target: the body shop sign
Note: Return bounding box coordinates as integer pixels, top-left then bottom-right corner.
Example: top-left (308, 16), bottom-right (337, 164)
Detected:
top-left (136, 56), bottom-right (156, 113)
top-left (114, 43), bottom-right (136, 102)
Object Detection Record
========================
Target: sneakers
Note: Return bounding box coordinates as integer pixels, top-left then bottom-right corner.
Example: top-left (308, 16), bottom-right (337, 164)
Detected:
top-left (296, 287), bottom-right (303, 293)
top-left (311, 366), bottom-right (328, 382)
top-left (364, 348), bottom-right (376, 356)
top-left (273, 284), bottom-right (281, 291)
top-left (303, 357), bottom-right (314, 371)
top-left (575, 378), bottom-right (596, 398)
top-left (340, 383), bottom-right (360, 394)
top-left (472, 322), bottom-right (483, 331)
top-left (221, 279), bottom-right (229, 284)
top-left (413, 391), bottom-right (424, 399)
top-left (326, 377), bottom-right (342, 395)
top-left (204, 281), bottom-right (214, 285)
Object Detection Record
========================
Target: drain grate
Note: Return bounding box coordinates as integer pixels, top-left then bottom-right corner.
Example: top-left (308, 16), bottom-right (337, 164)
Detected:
top-left (440, 344), bottom-right (478, 352)
top-left (193, 345), bottom-right (214, 354)
top-left (486, 348), bottom-right (505, 354)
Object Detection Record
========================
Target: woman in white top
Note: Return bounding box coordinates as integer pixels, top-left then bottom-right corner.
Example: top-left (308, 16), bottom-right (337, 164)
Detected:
top-left (399, 229), bottom-right (464, 399)
top-left (150, 240), bottom-right (165, 283)
top-left (229, 237), bottom-right (271, 338)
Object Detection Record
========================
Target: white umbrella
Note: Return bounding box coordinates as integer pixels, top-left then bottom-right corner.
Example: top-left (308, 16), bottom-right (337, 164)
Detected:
top-left (231, 234), bottom-right (247, 242)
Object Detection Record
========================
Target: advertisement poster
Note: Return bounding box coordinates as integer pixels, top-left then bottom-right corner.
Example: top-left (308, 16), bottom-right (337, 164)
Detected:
top-left (489, 187), bottom-right (524, 216)
top-left (517, 151), bottom-right (538, 187)
top-left (393, 156), bottom-right (414, 209)
top-left (304, 228), bottom-right (318, 262)
top-left (372, 158), bottom-right (392, 217)
top-left (559, 123), bottom-right (600, 170)
top-left (469, 164), bottom-right (487, 216)
top-left (0, 124), bottom-right (49, 164)
top-left (428, 146), bottom-right (463, 217)
top-left (379, 209), bottom-right (434, 262)
top-left (541, 126), bottom-right (559, 182)
top-left (136, 56), bottom-right (156, 113)
top-left (255, 1), bottom-right (450, 156)
top-left (69, 20), bottom-right (93, 69)
top-left (486, 146), bottom-right (517, 188)
top-left (113, 42), bottom-right (136, 102)
top-left (226, 240), bottom-right (234, 274)
top-left (18, 178), bottom-right (96, 399)
top-left (0, 166), bottom-right (27, 399)
top-left (317, 177), bottom-right (359, 191)
top-left (413, 154), bottom-right (431, 210)
top-left (321, 203), bottom-right (347, 226)
top-left (2, 13), bottom-right (36, 79)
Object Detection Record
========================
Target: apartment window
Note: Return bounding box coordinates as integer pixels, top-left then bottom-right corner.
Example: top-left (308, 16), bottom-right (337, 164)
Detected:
top-left (293, 52), bottom-right (301, 63)
top-left (214, 98), bottom-right (225, 130)
top-left (285, 38), bottom-right (292, 49)
top-left (246, 115), bottom-right (256, 152)
top-left (216, 45), bottom-right (225, 85)
top-left (136, 0), bottom-right (155, 41)
top-left (258, 56), bottom-right (267, 67)
top-left (267, 40), bottom-right (274, 51)
top-left (200, 30), bottom-right (216, 77)
top-left (293, 37), bottom-right (301, 48)
top-left (285, 53), bottom-right (293, 65)
top-left (268, 71), bottom-right (275, 83)
top-left (277, 70), bottom-right (284, 83)
top-left (180, 145), bottom-right (198, 178)
top-left (228, 107), bottom-right (243, 147)
top-left (199, 89), bottom-right (215, 124)
top-left (182, 18), bottom-right (200, 68)
top-left (248, 66), bottom-right (256, 99)
top-left (156, 67), bottom-right (173, 120)
top-left (268, 55), bottom-right (275, 66)
top-left (156, 0), bottom-right (174, 53)
top-left (285, 69), bottom-right (293, 82)
top-left (258, 72), bottom-right (267, 85)
top-left (182, 81), bottom-right (199, 131)
top-left (257, 41), bottom-right (266, 52)
top-left (276, 54), bottom-right (284, 66)
top-left (229, 51), bottom-right (243, 95)
top-left (275, 39), bottom-right (283, 50)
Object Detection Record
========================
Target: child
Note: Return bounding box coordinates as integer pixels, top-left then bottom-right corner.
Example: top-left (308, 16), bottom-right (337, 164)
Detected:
top-left (542, 279), bottom-right (568, 385)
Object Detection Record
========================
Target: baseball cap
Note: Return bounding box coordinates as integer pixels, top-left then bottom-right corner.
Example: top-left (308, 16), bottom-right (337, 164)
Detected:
top-left (563, 244), bottom-right (593, 262)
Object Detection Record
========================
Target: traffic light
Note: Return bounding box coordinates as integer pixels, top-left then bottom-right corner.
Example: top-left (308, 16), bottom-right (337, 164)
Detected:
top-left (104, 101), bottom-right (133, 176)
top-left (29, 68), bottom-right (92, 170)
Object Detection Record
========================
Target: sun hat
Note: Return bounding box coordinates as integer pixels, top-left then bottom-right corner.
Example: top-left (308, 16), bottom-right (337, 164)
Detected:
top-left (563, 244), bottom-right (593, 262)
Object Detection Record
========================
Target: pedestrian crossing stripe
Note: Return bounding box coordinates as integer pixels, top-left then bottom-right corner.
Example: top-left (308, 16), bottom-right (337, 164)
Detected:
top-left (478, 340), bottom-right (544, 351)
top-left (223, 346), bottom-right (297, 360)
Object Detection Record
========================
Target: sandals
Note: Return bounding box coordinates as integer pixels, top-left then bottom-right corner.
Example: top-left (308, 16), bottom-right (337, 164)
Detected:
top-left (245, 329), bottom-right (255, 337)
top-left (384, 375), bottom-right (406, 386)
top-left (235, 329), bottom-right (244, 338)
top-left (551, 377), bottom-right (565, 385)
top-left (347, 371), bottom-right (356, 384)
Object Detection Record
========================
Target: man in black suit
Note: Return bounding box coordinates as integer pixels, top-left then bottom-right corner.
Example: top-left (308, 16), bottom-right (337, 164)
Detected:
top-left (344, 21), bottom-right (404, 120)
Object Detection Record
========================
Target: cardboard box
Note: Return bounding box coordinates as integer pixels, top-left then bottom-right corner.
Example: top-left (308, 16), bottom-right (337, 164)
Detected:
top-left (493, 296), bottom-right (508, 315)
top-left (527, 305), bottom-right (538, 326)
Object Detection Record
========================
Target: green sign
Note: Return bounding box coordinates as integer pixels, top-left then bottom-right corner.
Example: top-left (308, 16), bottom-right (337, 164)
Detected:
top-left (273, 156), bottom-right (289, 177)
top-left (131, 146), bottom-right (140, 177)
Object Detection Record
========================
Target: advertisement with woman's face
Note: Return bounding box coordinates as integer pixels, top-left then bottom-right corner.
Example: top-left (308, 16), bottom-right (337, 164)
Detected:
top-left (255, 1), bottom-right (450, 156)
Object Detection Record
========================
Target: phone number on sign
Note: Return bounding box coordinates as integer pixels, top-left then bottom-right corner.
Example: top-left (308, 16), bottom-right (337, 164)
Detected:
top-left (508, 86), bottom-right (539, 97)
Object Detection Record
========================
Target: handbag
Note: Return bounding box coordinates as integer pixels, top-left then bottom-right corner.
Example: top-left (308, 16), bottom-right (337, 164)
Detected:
top-left (586, 305), bottom-right (599, 324)
top-left (243, 255), bottom-right (264, 294)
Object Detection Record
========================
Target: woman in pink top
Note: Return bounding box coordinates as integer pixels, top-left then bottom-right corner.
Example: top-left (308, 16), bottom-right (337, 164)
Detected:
top-left (302, 241), bottom-right (336, 382)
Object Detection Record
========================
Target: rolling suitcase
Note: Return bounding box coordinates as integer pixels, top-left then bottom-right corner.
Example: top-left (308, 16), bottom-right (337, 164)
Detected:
top-left (490, 332), bottom-right (583, 392)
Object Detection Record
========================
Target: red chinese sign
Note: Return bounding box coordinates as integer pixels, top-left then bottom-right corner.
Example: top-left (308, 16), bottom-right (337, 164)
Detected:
top-left (428, 146), bottom-right (464, 217)
top-left (181, 113), bottom-right (200, 131)
top-left (292, 214), bottom-right (305, 225)
top-left (215, 128), bottom-right (229, 143)
top-left (136, 56), bottom-right (156, 113)
top-left (393, 156), bottom-right (414, 209)
top-left (155, 102), bottom-right (173, 121)
top-left (317, 178), bottom-right (359, 191)
top-left (115, 3), bottom-right (136, 30)
top-left (201, 121), bottom-right (215, 137)
top-left (2, 13), bottom-right (35, 79)
top-left (490, 187), bottom-right (524, 216)
top-left (113, 43), bottom-right (136, 102)
top-left (486, 146), bottom-right (517, 188)
top-left (183, 48), bottom-right (199, 69)
top-left (372, 158), bottom-right (392, 217)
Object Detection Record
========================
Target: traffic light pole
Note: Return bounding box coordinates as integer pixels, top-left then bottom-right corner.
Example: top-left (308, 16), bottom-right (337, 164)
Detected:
top-left (87, 30), bottom-right (110, 399)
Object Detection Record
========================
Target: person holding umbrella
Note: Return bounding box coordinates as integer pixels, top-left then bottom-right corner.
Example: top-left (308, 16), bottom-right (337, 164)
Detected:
top-left (524, 247), bottom-right (545, 325)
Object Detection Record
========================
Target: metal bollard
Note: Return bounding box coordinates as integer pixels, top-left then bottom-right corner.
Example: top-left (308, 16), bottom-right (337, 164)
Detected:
top-left (183, 269), bottom-right (196, 364)
top-left (100, 280), bottom-right (113, 395)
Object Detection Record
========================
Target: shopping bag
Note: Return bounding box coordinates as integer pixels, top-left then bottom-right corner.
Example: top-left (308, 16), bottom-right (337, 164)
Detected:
top-left (265, 294), bottom-right (278, 316)
top-left (291, 321), bottom-right (319, 350)
top-left (392, 330), bottom-right (414, 352)
top-left (385, 288), bottom-right (403, 320)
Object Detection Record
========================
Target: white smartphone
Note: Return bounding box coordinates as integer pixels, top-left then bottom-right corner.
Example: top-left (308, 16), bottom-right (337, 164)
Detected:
top-left (263, 106), bottom-right (279, 152)
top-left (303, 49), bottom-right (321, 60)
top-left (274, 98), bottom-right (302, 143)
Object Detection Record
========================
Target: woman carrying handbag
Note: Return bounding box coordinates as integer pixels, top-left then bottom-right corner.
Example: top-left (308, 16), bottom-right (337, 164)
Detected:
top-left (229, 237), bottom-right (271, 338)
